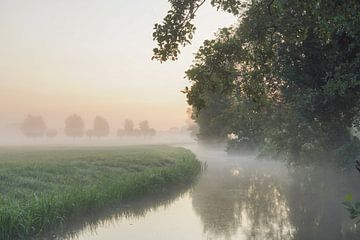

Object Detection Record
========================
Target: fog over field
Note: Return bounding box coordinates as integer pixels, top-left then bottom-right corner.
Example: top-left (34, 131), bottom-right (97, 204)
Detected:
top-left (0, 0), bottom-right (235, 147)
top-left (1, 1), bottom-right (360, 239)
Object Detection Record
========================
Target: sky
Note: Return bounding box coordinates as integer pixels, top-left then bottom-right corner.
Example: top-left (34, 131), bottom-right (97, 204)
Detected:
top-left (0, 0), bottom-right (236, 134)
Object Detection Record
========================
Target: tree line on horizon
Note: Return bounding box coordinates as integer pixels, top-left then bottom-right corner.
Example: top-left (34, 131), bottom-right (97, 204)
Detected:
top-left (20, 114), bottom-right (157, 139)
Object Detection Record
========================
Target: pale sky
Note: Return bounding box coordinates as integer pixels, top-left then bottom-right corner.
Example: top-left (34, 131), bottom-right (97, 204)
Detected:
top-left (0, 0), bottom-right (236, 133)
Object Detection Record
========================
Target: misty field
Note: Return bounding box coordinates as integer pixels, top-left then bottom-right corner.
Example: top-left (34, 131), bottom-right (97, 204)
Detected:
top-left (0, 145), bottom-right (201, 239)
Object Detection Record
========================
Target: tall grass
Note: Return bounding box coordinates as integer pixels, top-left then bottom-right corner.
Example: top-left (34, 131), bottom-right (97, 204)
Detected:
top-left (0, 145), bottom-right (201, 239)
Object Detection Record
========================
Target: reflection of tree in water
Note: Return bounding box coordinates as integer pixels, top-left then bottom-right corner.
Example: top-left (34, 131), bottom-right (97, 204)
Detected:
top-left (241, 174), bottom-right (294, 239)
top-left (192, 168), bottom-right (243, 239)
top-left (192, 163), bottom-right (294, 240)
top-left (192, 160), bottom-right (360, 240)
top-left (286, 166), bottom-right (360, 240)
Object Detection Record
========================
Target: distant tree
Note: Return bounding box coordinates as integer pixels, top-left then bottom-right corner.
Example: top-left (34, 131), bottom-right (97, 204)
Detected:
top-left (124, 119), bottom-right (134, 133)
top-left (132, 129), bottom-right (142, 136)
top-left (139, 120), bottom-right (156, 137)
top-left (185, 107), bottom-right (199, 137)
top-left (118, 119), bottom-right (138, 137)
top-left (64, 114), bottom-right (85, 137)
top-left (20, 115), bottom-right (46, 138)
top-left (46, 129), bottom-right (57, 138)
top-left (139, 120), bottom-right (150, 132)
top-left (92, 116), bottom-right (110, 138)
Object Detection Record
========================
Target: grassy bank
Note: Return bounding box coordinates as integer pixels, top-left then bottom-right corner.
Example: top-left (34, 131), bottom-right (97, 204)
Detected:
top-left (0, 145), bottom-right (201, 239)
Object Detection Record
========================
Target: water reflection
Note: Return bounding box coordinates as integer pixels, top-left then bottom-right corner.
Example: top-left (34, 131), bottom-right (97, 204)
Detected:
top-left (53, 185), bottom-right (192, 240)
top-left (191, 149), bottom-right (360, 240)
top-left (63, 146), bottom-right (360, 240)
top-left (285, 166), bottom-right (360, 240)
top-left (192, 152), bottom-right (294, 240)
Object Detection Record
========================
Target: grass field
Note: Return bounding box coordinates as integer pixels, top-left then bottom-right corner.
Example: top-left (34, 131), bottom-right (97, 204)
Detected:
top-left (0, 145), bottom-right (201, 239)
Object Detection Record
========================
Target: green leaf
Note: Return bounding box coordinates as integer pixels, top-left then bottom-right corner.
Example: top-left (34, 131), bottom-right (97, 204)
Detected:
top-left (345, 194), bottom-right (353, 202)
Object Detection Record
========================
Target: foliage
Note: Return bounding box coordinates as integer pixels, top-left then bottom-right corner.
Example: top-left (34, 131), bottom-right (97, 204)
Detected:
top-left (139, 120), bottom-right (156, 136)
top-left (20, 115), bottom-right (47, 138)
top-left (343, 194), bottom-right (360, 223)
top-left (91, 116), bottom-right (110, 138)
top-left (343, 160), bottom-right (360, 222)
top-left (185, 107), bottom-right (199, 138)
top-left (118, 119), bottom-right (138, 137)
top-left (0, 146), bottom-right (201, 239)
top-left (152, 0), bottom-right (247, 62)
top-left (64, 114), bottom-right (85, 138)
top-left (154, 0), bottom-right (360, 164)
top-left (118, 120), bottom-right (156, 137)
top-left (124, 119), bottom-right (135, 132)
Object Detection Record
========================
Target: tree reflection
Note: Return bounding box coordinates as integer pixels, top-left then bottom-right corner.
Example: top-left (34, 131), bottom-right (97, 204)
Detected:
top-left (286, 166), bottom-right (360, 240)
top-left (191, 158), bottom-right (360, 240)
top-left (192, 162), bottom-right (293, 240)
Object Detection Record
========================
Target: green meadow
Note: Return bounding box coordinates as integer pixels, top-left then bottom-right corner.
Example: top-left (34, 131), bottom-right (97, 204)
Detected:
top-left (0, 145), bottom-right (201, 239)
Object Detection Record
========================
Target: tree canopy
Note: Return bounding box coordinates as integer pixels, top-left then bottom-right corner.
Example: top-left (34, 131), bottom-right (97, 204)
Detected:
top-left (64, 114), bottom-right (85, 138)
top-left (117, 119), bottom-right (156, 137)
top-left (139, 120), bottom-right (156, 137)
top-left (20, 115), bottom-right (47, 138)
top-left (92, 116), bottom-right (110, 138)
top-left (153, 0), bottom-right (360, 164)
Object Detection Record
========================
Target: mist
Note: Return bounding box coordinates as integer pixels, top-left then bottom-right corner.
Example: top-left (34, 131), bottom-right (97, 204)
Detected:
top-left (1, 0), bottom-right (359, 239)
top-left (0, 0), bottom-right (236, 147)
top-left (0, 118), bottom-right (195, 147)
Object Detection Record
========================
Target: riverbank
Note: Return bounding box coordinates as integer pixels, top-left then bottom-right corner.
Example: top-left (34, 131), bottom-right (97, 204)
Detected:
top-left (0, 145), bottom-right (201, 239)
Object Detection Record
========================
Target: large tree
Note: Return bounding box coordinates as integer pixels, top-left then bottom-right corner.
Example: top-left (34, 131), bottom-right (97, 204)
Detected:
top-left (153, 0), bottom-right (360, 163)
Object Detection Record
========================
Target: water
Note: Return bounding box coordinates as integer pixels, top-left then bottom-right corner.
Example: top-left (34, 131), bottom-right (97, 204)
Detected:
top-left (61, 144), bottom-right (360, 240)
